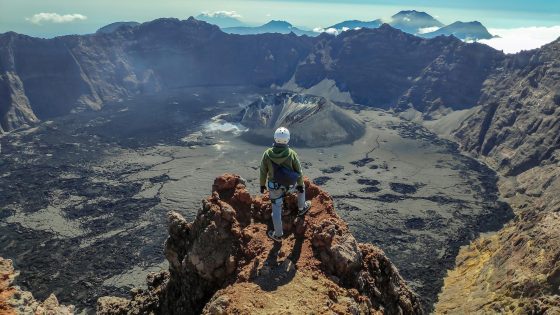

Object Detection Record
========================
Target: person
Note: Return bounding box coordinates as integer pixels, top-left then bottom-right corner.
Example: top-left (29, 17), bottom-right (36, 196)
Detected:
top-left (260, 127), bottom-right (311, 242)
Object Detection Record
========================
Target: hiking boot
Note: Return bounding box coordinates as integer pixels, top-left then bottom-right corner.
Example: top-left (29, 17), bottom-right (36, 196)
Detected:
top-left (267, 230), bottom-right (283, 242)
top-left (298, 201), bottom-right (311, 216)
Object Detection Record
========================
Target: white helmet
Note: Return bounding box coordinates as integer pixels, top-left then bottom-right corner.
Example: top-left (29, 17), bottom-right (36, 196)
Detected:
top-left (274, 127), bottom-right (290, 144)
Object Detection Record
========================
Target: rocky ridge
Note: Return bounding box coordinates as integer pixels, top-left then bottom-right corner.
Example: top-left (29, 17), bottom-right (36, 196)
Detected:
top-left (434, 39), bottom-right (560, 313)
top-left (97, 174), bottom-right (423, 314)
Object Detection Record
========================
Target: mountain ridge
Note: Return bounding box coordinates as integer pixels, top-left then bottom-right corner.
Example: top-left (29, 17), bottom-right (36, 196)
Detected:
top-left (0, 18), bottom-right (507, 134)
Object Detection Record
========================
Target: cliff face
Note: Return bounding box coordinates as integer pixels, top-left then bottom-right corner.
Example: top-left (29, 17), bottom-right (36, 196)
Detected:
top-left (0, 257), bottom-right (74, 314)
top-left (97, 174), bottom-right (423, 314)
top-left (435, 39), bottom-right (560, 314)
top-left (0, 71), bottom-right (38, 133)
top-left (454, 39), bottom-right (560, 176)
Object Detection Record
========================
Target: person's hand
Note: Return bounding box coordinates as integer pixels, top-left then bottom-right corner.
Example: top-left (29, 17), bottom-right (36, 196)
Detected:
top-left (296, 185), bottom-right (304, 193)
top-left (260, 186), bottom-right (267, 194)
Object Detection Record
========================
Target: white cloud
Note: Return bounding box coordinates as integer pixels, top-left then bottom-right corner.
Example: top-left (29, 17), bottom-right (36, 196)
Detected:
top-left (418, 26), bottom-right (440, 34)
top-left (26, 13), bottom-right (87, 25)
top-left (199, 11), bottom-right (241, 19)
top-left (479, 26), bottom-right (560, 54)
top-left (325, 28), bottom-right (339, 35)
top-left (314, 26), bottom-right (362, 35)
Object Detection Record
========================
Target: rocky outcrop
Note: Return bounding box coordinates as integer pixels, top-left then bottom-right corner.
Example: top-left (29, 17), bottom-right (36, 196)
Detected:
top-left (239, 92), bottom-right (365, 147)
top-left (98, 174), bottom-right (423, 314)
top-left (0, 257), bottom-right (74, 314)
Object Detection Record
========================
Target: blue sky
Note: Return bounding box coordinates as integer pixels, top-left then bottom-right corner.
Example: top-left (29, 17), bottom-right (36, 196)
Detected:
top-left (1, 0), bottom-right (559, 38)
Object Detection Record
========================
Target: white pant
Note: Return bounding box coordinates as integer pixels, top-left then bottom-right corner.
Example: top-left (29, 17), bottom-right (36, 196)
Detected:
top-left (269, 184), bottom-right (306, 237)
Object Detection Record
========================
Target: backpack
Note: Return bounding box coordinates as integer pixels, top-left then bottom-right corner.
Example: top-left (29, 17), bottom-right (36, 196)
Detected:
top-left (271, 161), bottom-right (300, 187)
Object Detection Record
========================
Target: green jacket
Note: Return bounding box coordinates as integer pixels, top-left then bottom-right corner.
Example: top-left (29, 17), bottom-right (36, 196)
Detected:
top-left (260, 145), bottom-right (304, 186)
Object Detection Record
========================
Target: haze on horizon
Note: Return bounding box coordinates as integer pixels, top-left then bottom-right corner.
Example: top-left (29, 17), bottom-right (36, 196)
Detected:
top-left (1, 0), bottom-right (559, 53)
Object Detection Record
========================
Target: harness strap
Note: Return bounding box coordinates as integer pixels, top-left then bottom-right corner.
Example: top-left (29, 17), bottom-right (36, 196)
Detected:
top-left (268, 181), bottom-right (289, 203)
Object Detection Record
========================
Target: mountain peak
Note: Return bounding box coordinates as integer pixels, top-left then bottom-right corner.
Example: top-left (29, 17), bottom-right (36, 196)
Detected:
top-left (393, 10), bottom-right (432, 19)
top-left (96, 21), bottom-right (140, 34)
top-left (263, 20), bottom-right (293, 28)
top-left (390, 9), bottom-right (444, 32)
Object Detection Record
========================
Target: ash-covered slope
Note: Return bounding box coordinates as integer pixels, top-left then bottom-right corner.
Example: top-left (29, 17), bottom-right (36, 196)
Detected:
top-left (239, 92), bottom-right (365, 147)
top-left (98, 174), bottom-right (424, 314)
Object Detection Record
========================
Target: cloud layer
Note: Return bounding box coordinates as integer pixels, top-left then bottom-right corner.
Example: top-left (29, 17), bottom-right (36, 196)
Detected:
top-left (479, 26), bottom-right (560, 53)
top-left (198, 11), bottom-right (241, 19)
top-left (26, 13), bottom-right (87, 25)
top-left (418, 26), bottom-right (440, 34)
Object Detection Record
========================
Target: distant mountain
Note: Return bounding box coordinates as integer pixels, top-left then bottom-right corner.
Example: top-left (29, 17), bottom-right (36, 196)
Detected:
top-left (223, 20), bottom-right (316, 36)
top-left (327, 19), bottom-right (382, 31)
top-left (422, 21), bottom-right (494, 40)
top-left (389, 10), bottom-right (444, 34)
top-left (195, 11), bottom-right (245, 28)
top-left (96, 22), bottom-right (140, 34)
top-left (322, 10), bottom-right (493, 40)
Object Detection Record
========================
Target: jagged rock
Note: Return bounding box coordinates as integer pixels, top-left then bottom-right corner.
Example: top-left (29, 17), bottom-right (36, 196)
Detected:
top-left (0, 257), bottom-right (74, 314)
top-left (98, 174), bottom-right (423, 314)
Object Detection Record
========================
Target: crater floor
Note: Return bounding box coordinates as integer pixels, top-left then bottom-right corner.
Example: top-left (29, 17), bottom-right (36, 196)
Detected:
top-left (0, 87), bottom-right (513, 312)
